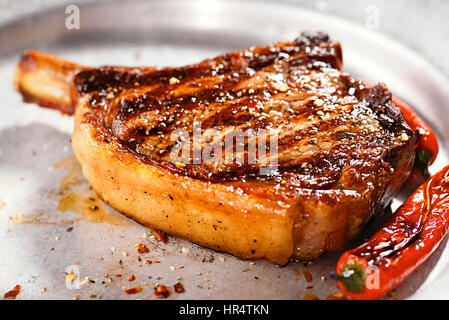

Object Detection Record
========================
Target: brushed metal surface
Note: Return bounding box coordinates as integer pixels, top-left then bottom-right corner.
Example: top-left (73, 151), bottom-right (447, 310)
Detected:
top-left (1, 0), bottom-right (449, 300)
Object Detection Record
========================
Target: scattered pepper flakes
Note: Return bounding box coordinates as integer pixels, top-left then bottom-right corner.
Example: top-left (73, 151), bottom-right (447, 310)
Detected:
top-left (128, 274), bottom-right (135, 281)
top-left (174, 282), bottom-right (185, 293)
top-left (154, 284), bottom-right (170, 298)
top-left (123, 286), bottom-right (142, 295)
top-left (116, 274), bottom-right (122, 278)
top-left (146, 260), bottom-right (161, 265)
top-left (136, 243), bottom-right (149, 254)
top-left (20, 177), bottom-right (25, 181)
top-left (4, 285), bottom-right (21, 299)
top-left (154, 231), bottom-right (168, 244)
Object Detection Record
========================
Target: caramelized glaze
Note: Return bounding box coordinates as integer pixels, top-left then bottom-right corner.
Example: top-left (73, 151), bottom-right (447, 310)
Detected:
top-left (74, 32), bottom-right (415, 202)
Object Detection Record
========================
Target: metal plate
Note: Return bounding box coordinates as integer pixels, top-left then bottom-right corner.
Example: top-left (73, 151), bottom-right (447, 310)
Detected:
top-left (1, 0), bottom-right (449, 300)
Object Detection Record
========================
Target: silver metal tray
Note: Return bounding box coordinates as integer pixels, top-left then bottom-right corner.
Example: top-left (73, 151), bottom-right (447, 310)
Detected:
top-left (1, 0), bottom-right (449, 300)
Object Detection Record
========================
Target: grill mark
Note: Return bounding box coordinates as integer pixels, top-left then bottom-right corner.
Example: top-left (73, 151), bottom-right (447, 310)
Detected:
top-left (75, 35), bottom-right (340, 94)
top-left (79, 32), bottom-right (414, 191)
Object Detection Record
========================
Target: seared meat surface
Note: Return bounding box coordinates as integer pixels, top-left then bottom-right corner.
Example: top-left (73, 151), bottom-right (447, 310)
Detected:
top-left (15, 32), bottom-right (415, 264)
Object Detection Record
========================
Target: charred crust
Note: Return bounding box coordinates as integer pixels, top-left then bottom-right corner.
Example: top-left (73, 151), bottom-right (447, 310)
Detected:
top-left (294, 31), bottom-right (330, 45)
top-left (363, 83), bottom-right (413, 135)
top-left (79, 36), bottom-right (416, 201)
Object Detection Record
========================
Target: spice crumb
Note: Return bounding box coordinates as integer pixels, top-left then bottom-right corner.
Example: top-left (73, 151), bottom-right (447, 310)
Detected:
top-left (154, 284), bottom-right (170, 298)
top-left (123, 286), bottom-right (142, 295)
top-left (400, 132), bottom-right (409, 142)
top-left (4, 285), bottom-right (21, 299)
top-left (66, 272), bottom-right (77, 283)
top-left (169, 77), bottom-right (179, 85)
top-left (136, 243), bottom-right (149, 254)
top-left (313, 98), bottom-right (324, 107)
top-left (174, 282), bottom-right (185, 293)
top-left (154, 231), bottom-right (168, 244)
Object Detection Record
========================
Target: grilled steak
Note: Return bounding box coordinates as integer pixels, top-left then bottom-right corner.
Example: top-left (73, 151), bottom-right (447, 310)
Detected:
top-left (14, 32), bottom-right (416, 264)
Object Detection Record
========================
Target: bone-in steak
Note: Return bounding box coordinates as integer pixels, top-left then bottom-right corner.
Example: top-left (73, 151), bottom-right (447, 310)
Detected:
top-left (15, 32), bottom-right (415, 264)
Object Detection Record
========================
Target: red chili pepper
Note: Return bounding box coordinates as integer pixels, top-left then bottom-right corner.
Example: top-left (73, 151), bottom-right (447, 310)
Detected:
top-left (336, 164), bottom-right (449, 300)
top-left (361, 80), bottom-right (439, 178)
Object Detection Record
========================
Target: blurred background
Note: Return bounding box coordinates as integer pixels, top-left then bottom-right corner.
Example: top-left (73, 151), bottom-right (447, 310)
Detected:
top-left (1, 0), bottom-right (448, 77)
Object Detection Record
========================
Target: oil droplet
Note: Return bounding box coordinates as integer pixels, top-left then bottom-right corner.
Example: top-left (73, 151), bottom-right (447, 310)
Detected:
top-left (303, 292), bottom-right (319, 300)
top-left (303, 269), bottom-right (313, 283)
top-left (55, 155), bottom-right (132, 226)
top-left (57, 192), bottom-right (132, 226)
top-left (327, 293), bottom-right (347, 300)
top-left (54, 155), bottom-right (84, 192)
top-left (13, 155), bottom-right (132, 227)
top-left (9, 211), bottom-right (74, 226)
